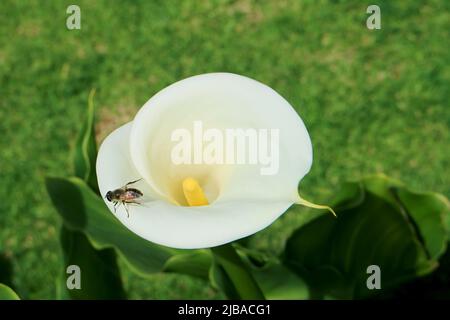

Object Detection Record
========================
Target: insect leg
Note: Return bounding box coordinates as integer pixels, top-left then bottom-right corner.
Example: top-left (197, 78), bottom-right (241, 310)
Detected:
top-left (123, 201), bottom-right (130, 218)
top-left (113, 201), bottom-right (118, 213)
top-left (125, 178), bottom-right (142, 187)
top-left (127, 200), bottom-right (142, 205)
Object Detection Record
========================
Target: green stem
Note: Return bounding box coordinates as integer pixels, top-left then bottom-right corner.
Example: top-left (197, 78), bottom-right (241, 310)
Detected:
top-left (211, 243), bottom-right (265, 300)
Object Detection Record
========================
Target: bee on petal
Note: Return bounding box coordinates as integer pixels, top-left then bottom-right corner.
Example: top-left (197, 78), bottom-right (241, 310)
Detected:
top-left (105, 179), bottom-right (143, 218)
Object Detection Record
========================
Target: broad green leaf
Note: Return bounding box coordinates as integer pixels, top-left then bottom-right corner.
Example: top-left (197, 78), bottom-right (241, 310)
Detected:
top-left (55, 90), bottom-right (127, 299)
top-left (210, 244), bottom-right (265, 300)
top-left (46, 176), bottom-right (209, 279)
top-left (361, 174), bottom-right (404, 208)
top-left (72, 89), bottom-right (98, 192)
top-left (362, 175), bottom-right (449, 259)
top-left (235, 246), bottom-right (309, 299)
top-left (284, 175), bottom-right (449, 299)
top-left (247, 260), bottom-right (309, 300)
top-left (0, 284), bottom-right (19, 300)
top-left (395, 189), bottom-right (449, 260)
top-left (210, 245), bottom-right (309, 300)
top-left (209, 259), bottom-right (240, 300)
top-left (163, 251), bottom-right (212, 280)
top-left (60, 227), bottom-right (126, 299)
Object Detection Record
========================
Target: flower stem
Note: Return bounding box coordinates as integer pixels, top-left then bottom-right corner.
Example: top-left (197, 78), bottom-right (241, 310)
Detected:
top-left (211, 243), bottom-right (265, 300)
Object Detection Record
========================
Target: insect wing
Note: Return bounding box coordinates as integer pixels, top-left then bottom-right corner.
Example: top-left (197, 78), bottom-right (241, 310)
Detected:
top-left (122, 189), bottom-right (143, 201)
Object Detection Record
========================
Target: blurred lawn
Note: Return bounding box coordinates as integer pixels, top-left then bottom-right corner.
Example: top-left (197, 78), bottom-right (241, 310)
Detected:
top-left (0, 0), bottom-right (449, 299)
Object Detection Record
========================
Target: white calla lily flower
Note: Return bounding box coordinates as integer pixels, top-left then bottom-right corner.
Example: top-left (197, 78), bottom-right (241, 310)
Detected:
top-left (97, 73), bottom-right (331, 249)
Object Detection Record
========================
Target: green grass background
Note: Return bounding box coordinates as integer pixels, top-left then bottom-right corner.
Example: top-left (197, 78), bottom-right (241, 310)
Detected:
top-left (0, 0), bottom-right (449, 299)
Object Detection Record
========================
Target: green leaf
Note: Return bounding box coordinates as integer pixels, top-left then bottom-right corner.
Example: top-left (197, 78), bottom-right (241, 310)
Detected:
top-left (46, 176), bottom-right (210, 279)
top-left (72, 89), bottom-right (98, 192)
top-left (247, 260), bottom-right (309, 300)
top-left (0, 284), bottom-right (20, 300)
top-left (210, 244), bottom-right (265, 300)
top-left (363, 175), bottom-right (449, 259)
top-left (163, 251), bottom-right (212, 280)
top-left (284, 175), bottom-right (449, 299)
top-left (54, 90), bottom-right (129, 299)
top-left (235, 246), bottom-right (309, 299)
top-left (210, 246), bottom-right (309, 300)
top-left (209, 259), bottom-right (240, 299)
top-left (60, 227), bottom-right (126, 299)
top-left (395, 189), bottom-right (449, 260)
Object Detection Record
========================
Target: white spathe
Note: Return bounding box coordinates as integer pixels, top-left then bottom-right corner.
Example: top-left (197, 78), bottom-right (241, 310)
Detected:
top-left (96, 73), bottom-right (312, 249)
